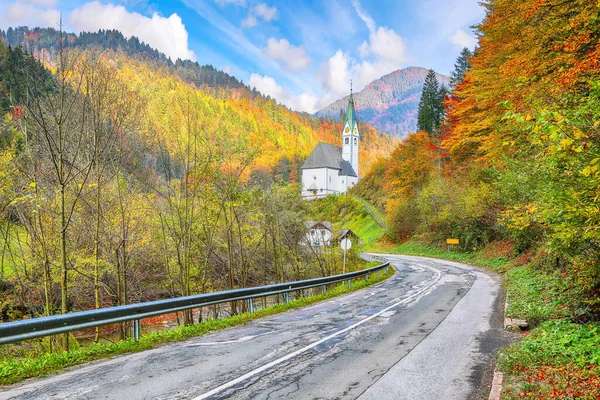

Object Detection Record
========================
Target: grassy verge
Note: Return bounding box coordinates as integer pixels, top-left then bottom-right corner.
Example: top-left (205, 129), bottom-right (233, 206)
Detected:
top-left (0, 266), bottom-right (393, 386)
top-left (499, 266), bottom-right (598, 399)
top-left (499, 320), bottom-right (600, 399)
top-left (308, 195), bottom-right (384, 248)
top-left (371, 240), bottom-right (600, 399)
top-left (368, 240), bottom-right (509, 271)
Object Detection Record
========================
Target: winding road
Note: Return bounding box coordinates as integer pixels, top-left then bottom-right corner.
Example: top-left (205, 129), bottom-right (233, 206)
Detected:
top-left (0, 254), bottom-right (513, 400)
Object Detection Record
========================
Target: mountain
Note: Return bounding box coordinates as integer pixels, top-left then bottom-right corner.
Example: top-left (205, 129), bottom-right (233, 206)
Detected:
top-left (315, 67), bottom-right (449, 138)
top-left (0, 27), bottom-right (396, 177)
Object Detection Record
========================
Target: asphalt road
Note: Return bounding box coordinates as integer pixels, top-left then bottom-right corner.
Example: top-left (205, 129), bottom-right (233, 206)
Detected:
top-left (0, 254), bottom-right (513, 400)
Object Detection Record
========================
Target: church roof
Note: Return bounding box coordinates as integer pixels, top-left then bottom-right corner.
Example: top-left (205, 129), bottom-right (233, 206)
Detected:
top-left (301, 142), bottom-right (358, 177)
top-left (344, 90), bottom-right (357, 135)
top-left (301, 143), bottom-right (344, 170)
top-left (339, 160), bottom-right (358, 177)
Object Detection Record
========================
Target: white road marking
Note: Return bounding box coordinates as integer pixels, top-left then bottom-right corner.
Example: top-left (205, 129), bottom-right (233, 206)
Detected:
top-left (191, 263), bottom-right (442, 400)
top-left (186, 331), bottom-right (275, 346)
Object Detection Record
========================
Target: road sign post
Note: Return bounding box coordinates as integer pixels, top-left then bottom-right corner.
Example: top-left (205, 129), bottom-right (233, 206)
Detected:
top-left (340, 238), bottom-right (352, 274)
top-left (446, 238), bottom-right (460, 251)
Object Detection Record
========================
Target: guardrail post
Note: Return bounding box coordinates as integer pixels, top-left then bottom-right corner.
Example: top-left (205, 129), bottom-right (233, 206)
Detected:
top-left (284, 292), bottom-right (289, 304)
top-left (322, 285), bottom-right (326, 295)
top-left (133, 319), bottom-right (140, 342)
top-left (248, 299), bottom-right (254, 313)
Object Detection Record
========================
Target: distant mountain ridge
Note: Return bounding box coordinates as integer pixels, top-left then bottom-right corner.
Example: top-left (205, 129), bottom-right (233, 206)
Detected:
top-left (0, 26), bottom-right (244, 92)
top-left (315, 67), bottom-right (449, 138)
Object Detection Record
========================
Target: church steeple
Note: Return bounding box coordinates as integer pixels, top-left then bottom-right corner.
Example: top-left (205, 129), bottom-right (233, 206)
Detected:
top-left (342, 81), bottom-right (359, 178)
top-left (344, 80), bottom-right (356, 133)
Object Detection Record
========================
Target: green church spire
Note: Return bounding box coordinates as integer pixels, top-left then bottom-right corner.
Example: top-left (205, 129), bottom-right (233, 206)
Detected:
top-left (344, 80), bottom-right (356, 135)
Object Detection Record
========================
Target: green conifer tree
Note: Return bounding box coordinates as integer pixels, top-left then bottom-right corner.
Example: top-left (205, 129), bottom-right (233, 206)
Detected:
top-left (449, 47), bottom-right (473, 90)
top-left (417, 69), bottom-right (445, 137)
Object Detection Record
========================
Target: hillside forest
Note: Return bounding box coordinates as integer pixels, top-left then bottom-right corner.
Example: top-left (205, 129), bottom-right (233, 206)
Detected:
top-left (0, 27), bottom-right (396, 349)
top-left (357, 0), bottom-right (600, 317)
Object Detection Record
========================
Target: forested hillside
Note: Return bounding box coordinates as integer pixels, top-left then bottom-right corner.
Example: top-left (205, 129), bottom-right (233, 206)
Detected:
top-left (0, 27), bottom-right (396, 177)
top-left (357, 0), bottom-right (599, 314)
top-left (0, 29), bottom-right (395, 350)
top-left (316, 67), bottom-right (449, 138)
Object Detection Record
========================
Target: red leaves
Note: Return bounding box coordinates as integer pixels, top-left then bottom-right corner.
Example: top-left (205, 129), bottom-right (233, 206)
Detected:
top-left (10, 105), bottom-right (24, 122)
top-left (508, 363), bottom-right (600, 399)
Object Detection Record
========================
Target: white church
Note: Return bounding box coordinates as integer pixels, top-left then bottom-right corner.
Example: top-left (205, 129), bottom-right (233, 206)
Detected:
top-left (301, 91), bottom-right (360, 199)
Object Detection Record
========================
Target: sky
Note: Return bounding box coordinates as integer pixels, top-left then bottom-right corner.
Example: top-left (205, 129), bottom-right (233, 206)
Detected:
top-left (0, 0), bottom-right (485, 113)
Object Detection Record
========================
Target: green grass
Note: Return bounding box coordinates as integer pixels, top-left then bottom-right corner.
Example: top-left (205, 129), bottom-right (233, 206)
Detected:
top-left (367, 240), bottom-right (510, 271)
top-left (0, 267), bottom-right (394, 386)
top-left (309, 195), bottom-right (385, 248)
top-left (498, 320), bottom-right (600, 399)
top-left (505, 265), bottom-right (584, 326)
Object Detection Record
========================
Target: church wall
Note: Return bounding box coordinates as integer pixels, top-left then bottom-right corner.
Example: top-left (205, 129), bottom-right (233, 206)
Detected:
top-left (301, 167), bottom-right (347, 199)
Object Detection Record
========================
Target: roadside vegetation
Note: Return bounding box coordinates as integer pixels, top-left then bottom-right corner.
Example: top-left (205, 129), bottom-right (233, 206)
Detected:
top-left (0, 264), bottom-right (393, 386)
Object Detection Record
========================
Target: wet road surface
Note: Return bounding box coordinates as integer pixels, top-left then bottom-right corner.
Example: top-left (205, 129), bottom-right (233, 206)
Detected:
top-left (0, 254), bottom-right (513, 400)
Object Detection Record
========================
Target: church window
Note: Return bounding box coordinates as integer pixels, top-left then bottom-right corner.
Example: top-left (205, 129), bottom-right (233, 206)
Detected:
top-left (345, 138), bottom-right (349, 144)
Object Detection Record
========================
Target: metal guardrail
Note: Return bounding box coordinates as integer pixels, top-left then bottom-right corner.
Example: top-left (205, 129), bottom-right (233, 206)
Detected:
top-left (0, 262), bottom-right (390, 345)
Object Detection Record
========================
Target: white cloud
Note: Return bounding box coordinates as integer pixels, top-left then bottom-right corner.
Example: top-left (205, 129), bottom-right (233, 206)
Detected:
top-left (253, 3), bottom-right (277, 22)
top-left (351, 0), bottom-right (375, 34)
top-left (68, 1), bottom-right (196, 61)
top-left (317, 15), bottom-right (408, 96)
top-left (317, 50), bottom-right (351, 96)
top-left (24, 0), bottom-right (57, 6)
top-left (264, 38), bottom-right (311, 72)
top-left (241, 15), bottom-right (257, 28)
top-left (0, 2), bottom-right (60, 30)
top-left (449, 29), bottom-right (477, 49)
top-left (249, 73), bottom-right (333, 113)
top-left (242, 2), bottom-right (277, 28)
top-left (215, 0), bottom-right (246, 6)
top-left (367, 27), bottom-right (406, 62)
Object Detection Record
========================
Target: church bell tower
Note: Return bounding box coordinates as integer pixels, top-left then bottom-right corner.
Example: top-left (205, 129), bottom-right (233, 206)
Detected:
top-left (341, 83), bottom-right (359, 177)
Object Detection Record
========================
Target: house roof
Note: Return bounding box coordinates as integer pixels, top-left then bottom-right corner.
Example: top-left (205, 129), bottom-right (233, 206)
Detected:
top-left (335, 229), bottom-right (359, 240)
top-left (305, 220), bottom-right (333, 231)
top-left (301, 143), bottom-right (358, 178)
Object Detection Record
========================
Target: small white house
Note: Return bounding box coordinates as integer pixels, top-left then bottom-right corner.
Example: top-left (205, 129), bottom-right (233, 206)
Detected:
top-left (304, 221), bottom-right (333, 247)
top-left (301, 90), bottom-right (359, 199)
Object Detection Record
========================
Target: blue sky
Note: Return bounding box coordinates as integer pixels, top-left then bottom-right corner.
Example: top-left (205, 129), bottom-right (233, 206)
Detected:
top-left (0, 0), bottom-right (484, 113)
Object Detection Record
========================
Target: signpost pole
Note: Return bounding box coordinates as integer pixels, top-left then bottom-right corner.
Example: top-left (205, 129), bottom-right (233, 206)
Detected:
top-left (340, 238), bottom-right (351, 274)
top-left (343, 240), bottom-right (347, 274)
